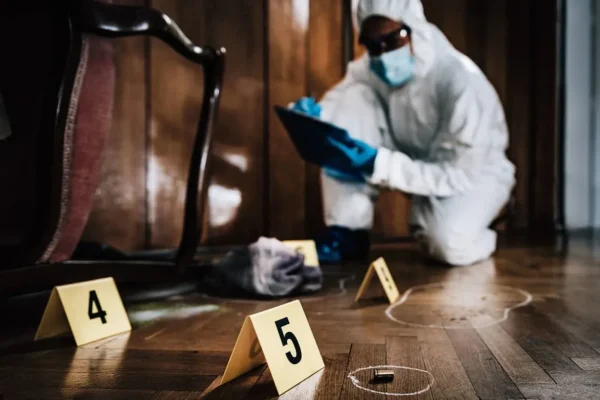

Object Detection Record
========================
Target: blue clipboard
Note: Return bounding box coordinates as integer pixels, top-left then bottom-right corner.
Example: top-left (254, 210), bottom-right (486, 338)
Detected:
top-left (274, 105), bottom-right (353, 165)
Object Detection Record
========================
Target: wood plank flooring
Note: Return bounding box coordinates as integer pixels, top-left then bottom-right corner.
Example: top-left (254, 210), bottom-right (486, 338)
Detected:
top-left (2, 238), bottom-right (600, 399)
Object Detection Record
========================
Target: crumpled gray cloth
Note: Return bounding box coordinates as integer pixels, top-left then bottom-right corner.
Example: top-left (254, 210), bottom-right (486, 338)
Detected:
top-left (203, 237), bottom-right (323, 298)
top-left (0, 92), bottom-right (11, 140)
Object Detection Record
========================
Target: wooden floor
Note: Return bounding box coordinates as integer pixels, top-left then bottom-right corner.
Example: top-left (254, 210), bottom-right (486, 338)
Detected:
top-left (2, 235), bottom-right (600, 399)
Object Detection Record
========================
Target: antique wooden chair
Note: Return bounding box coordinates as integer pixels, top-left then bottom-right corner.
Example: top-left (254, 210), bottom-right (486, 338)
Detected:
top-left (0, 0), bottom-right (225, 295)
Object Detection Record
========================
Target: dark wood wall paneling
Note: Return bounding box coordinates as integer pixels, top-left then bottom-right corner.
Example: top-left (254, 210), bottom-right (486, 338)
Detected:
top-left (83, 0), bottom-right (559, 251)
top-left (530, 0), bottom-right (558, 231)
top-left (268, 0), bottom-right (309, 239)
top-left (507, 0), bottom-right (532, 230)
top-left (201, 0), bottom-right (266, 246)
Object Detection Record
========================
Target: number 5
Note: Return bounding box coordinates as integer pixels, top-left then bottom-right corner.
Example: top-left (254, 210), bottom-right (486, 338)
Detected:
top-left (275, 317), bottom-right (302, 365)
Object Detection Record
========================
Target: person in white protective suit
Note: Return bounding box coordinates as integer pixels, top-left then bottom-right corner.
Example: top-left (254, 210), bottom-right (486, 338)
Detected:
top-left (292, 0), bottom-right (515, 266)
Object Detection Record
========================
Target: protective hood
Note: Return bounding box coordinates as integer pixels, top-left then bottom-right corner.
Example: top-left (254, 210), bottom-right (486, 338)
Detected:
top-left (357, 0), bottom-right (439, 79)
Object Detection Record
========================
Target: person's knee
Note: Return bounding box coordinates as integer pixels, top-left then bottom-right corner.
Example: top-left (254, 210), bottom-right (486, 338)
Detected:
top-left (429, 235), bottom-right (470, 266)
top-left (420, 223), bottom-right (491, 266)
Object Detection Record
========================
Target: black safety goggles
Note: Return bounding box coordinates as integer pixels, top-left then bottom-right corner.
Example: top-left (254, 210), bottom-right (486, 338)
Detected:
top-left (359, 25), bottom-right (412, 56)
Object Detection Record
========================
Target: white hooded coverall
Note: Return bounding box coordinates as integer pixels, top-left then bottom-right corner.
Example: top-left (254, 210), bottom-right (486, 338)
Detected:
top-left (319, 0), bottom-right (516, 266)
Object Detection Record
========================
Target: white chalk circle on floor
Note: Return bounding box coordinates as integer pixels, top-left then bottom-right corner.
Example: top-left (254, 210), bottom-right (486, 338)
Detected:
top-left (347, 365), bottom-right (434, 397)
top-left (385, 283), bottom-right (533, 329)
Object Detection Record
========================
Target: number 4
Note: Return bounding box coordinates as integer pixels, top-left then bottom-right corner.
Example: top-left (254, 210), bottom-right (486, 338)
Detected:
top-left (275, 317), bottom-right (302, 365)
top-left (88, 290), bottom-right (107, 324)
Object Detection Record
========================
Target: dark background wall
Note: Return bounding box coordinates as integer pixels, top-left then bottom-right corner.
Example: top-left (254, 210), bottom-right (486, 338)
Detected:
top-left (82, 0), bottom-right (559, 251)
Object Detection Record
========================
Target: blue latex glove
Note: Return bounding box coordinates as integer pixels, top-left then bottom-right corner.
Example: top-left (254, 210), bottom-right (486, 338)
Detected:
top-left (322, 136), bottom-right (377, 183)
top-left (291, 96), bottom-right (321, 118)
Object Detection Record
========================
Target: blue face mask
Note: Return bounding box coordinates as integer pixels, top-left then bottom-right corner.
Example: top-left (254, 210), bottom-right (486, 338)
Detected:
top-left (369, 44), bottom-right (415, 87)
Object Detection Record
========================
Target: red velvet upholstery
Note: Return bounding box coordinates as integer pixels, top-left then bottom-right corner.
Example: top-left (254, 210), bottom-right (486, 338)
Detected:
top-left (44, 36), bottom-right (115, 263)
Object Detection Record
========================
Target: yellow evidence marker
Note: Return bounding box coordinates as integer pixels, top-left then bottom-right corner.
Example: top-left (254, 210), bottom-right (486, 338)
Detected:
top-left (221, 300), bottom-right (324, 394)
top-left (283, 240), bottom-right (320, 267)
top-left (355, 257), bottom-right (400, 304)
top-left (35, 277), bottom-right (131, 346)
